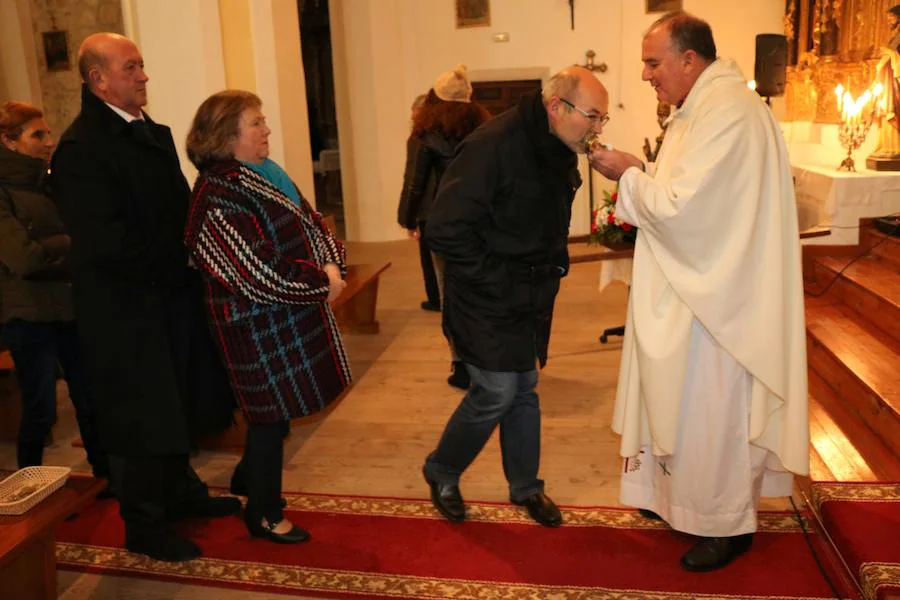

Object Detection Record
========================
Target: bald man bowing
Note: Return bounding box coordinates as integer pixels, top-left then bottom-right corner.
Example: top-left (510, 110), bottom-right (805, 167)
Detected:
top-left (52, 33), bottom-right (240, 562)
top-left (423, 67), bottom-right (610, 527)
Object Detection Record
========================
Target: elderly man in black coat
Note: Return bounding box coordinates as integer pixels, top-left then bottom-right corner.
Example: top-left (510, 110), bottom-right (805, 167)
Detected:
top-left (52, 33), bottom-right (239, 562)
top-left (423, 67), bottom-right (610, 527)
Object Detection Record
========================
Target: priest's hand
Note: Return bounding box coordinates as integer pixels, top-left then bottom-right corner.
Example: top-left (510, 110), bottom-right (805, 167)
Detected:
top-left (589, 146), bottom-right (644, 181)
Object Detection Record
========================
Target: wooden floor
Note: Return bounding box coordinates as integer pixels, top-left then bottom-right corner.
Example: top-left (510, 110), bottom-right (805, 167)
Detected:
top-left (0, 239), bottom-right (801, 599)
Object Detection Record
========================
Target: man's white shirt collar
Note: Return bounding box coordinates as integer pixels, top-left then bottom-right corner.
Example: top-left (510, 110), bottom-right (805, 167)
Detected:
top-left (105, 102), bottom-right (143, 123)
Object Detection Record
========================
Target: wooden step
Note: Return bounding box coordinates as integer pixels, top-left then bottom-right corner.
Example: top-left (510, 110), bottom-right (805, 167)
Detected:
top-left (806, 303), bottom-right (900, 459)
top-left (805, 445), bottom-right (836, 483)
top-left (860, 228), bottom-right (900, 268)
top-left (808, 371), bottom-right (900, 481)
top-left (812, 255), bottom-right (900, 344)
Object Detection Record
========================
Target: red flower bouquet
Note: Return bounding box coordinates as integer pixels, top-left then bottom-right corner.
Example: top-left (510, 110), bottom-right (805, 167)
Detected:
top-left (589, 188), bottom-right (637, 249)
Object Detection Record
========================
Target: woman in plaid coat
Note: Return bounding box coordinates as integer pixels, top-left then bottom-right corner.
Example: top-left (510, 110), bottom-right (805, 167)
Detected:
top-left (185, 90), bottom-right (351, 544)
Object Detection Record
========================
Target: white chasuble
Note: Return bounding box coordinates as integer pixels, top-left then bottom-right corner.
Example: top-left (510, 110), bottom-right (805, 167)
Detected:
top-left (620, 319), bottom-right (793, 536)
top-left (610, 59), bottom-right (809, 534)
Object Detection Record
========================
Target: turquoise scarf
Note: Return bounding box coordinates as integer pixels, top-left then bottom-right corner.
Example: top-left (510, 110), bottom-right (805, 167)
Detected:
top-left (241, 159), bottom-right (301, 206)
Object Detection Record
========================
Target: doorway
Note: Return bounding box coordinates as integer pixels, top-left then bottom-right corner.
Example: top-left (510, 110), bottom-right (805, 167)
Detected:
top-left (472, 79), bottom-right (542, 115)
top-left (299, 0), bottom-right (344, 237)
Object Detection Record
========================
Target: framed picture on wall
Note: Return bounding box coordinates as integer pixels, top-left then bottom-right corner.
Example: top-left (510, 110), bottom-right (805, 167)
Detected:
top-left (646, 0), bottom-right (682, 13)
top-left (42, 30), bottom-right (70, 71)
top-left (456, 0), bottom-right (490, 29)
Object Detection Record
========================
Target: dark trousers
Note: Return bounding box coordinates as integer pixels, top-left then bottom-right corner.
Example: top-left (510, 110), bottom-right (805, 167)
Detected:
top-left (2, 319), bottom-right (107, 474)
top-left (417, 220), bottom-right (440, 306)
top-left (109, 453), bottom-right (209, 539)
top-left (424, 364), bottom-right (544, 502)
top-left (235, 421), bottom-right (290, 526)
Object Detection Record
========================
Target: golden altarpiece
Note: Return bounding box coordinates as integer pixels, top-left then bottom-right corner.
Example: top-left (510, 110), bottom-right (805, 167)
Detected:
top-left (785, 0), bottom-right (900, 168)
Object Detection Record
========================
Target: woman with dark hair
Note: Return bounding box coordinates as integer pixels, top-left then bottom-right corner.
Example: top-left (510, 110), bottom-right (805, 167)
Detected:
top-left (397, 65), bottom-right (491, 390)
top-left (185, 90), bottom-right (351, 544)
top-left (0, 101), bottom-right (107, 477)
top-left (398, 93), bottom-right (441, 313)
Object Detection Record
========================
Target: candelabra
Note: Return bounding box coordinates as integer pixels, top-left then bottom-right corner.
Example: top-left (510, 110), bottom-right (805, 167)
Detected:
top-left (837, 119), bottom-right (873, 172)
top-left (835, 83), bottom-right (883, 172)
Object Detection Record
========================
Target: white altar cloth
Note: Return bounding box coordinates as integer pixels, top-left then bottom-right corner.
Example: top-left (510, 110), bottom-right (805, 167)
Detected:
top-left (792, 164), bottom-right (900, 245)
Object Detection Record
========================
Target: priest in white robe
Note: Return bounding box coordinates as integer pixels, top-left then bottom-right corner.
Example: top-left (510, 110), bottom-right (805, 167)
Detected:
top-left (589, 11), bottom-right (809, 572)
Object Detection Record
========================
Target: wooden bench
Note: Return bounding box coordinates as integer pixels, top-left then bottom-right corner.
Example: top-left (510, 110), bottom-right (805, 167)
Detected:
top-left (0, 475), bottom-right (106, 600)
top-left (320, 214), bottom-right (394, 333)
top-left (330, 263), bottom-right (392, 334)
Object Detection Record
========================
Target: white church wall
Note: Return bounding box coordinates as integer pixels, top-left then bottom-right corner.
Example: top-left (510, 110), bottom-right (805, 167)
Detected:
top-left (1, 0), bottom-right (791, 241)
top-left (332, 0), bottom-right (785, 242)
top-left (0, 0), bottom-right (42, 109)
top-left (122, 0), bottom-right (227, 182)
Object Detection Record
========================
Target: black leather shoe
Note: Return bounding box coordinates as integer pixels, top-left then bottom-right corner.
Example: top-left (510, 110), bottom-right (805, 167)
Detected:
top-left (447, 362), bottom-right (470, 390)
top-left (425, 477), bottom-right (465, 522)
top-left (171, 495), bottom-right (242, 520)
top-left (420, 300), bottom-right (441, 312)
top-left (229, 475), bottom-right (288, 509)
top-left (680, 534), bottom-right (754, 572)
top-left (513, 492), bottom-right (562, 527)
top-left (246, 516), bottom-right (311, 544)
top-left (126, 531), bottom-right (202, 562)
top-left (639, 508), bottom-right (663, 521)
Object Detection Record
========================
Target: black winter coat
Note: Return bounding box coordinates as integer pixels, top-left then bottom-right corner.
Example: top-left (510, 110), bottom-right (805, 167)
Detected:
top-left (397, 132), bottom-right (459, 229)
top-left (51, 86), bottom-right (233, 456)
top-left (426, 92), bottom-right (581, 372)
top-left (0, 147), bottom-right (74, 324)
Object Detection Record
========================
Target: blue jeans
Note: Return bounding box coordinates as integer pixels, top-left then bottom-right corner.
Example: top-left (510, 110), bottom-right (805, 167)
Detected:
top-left (424, 364), bottom-right (544, 502)
top-left (3, 320), bottom-right (107, 475)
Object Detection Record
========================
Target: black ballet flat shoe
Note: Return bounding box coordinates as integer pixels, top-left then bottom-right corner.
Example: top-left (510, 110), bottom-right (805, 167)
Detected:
top-left (680, 533), bottom-right (754, 572)
top-left (246, 517), bottom-right (311, 544)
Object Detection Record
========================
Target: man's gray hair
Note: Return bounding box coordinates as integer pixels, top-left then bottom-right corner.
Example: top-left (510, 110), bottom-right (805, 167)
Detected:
top-left (542, 69), bottom-right (581, 103)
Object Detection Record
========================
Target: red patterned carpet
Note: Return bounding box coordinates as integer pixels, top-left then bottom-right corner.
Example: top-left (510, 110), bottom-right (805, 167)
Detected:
top-left (51, 489), bottom-right (844, 599)
top-left (811, 482), bottom-right (900, 600)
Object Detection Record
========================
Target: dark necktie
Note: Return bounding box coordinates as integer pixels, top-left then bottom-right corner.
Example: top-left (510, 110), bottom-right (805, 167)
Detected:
top-left (130, 119), bottom-right (155, 145)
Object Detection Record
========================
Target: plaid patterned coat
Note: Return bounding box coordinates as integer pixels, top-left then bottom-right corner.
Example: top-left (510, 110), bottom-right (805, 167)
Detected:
top-left (184, 161), bottom-right (351, 424)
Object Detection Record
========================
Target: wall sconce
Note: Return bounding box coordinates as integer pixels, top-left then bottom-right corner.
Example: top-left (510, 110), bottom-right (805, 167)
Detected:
top-left (834, 82), bottom-right (884, 172)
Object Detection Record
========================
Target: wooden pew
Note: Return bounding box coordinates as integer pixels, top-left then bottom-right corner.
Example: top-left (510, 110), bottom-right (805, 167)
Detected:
top-left (330, 263), bottom-right (392, 334)
top-left (0, 475), bottom-right (106, 600)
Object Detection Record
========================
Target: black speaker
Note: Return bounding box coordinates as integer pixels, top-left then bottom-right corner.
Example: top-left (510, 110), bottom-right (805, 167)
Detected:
top-left (754, 34), bottom-right (788, 97)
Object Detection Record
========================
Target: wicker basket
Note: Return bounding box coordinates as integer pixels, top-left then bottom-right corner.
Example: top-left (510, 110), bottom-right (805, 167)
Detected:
top-left (0, 466), bottom-right (70, 515)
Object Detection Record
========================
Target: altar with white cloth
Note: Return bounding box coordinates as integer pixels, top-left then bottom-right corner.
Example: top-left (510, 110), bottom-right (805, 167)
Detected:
top-left (792, 164), bottom-right (900, 245)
